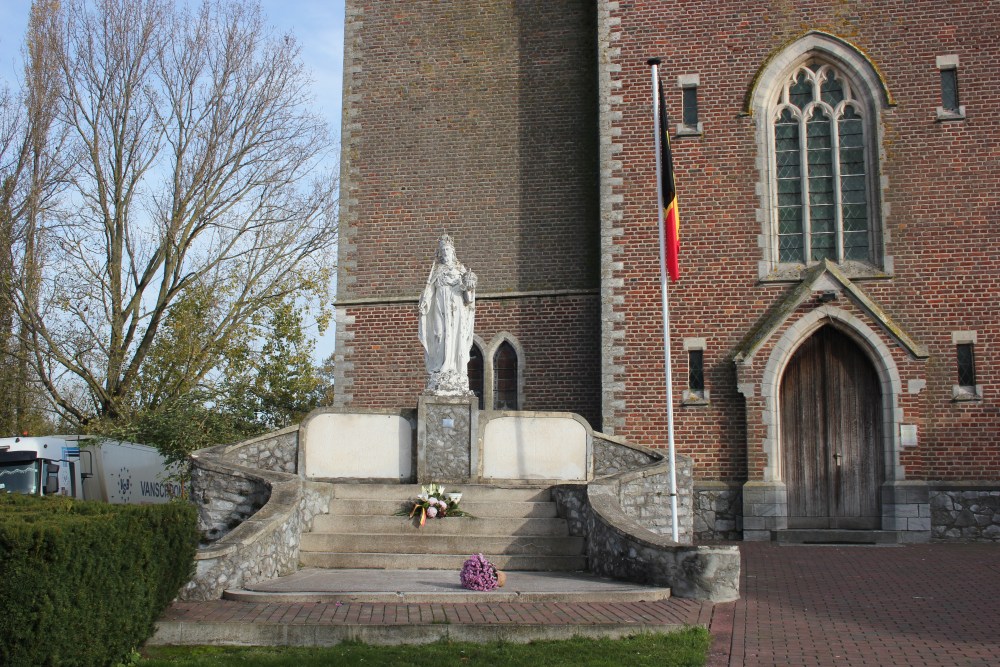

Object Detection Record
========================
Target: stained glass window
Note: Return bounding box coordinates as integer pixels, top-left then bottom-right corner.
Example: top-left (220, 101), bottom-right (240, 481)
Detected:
top-left (772, 63), bottom-right (871, 266)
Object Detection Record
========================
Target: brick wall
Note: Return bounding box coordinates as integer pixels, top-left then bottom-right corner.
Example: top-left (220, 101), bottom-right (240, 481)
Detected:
top-left (341, 294), bottom-right (602, 428)
top-left (602, 0), bottom-right (1000, 481)
top-left (339, 0), bottom-right (600, 299)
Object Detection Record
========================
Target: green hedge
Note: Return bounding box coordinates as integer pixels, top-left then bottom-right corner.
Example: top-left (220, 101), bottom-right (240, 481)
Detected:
top-left (0, 494), bottom-right (198, 667)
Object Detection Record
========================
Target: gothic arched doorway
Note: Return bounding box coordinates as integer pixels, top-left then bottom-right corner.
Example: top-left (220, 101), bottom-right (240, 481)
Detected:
top-left (781, 325), bottom-right (884, 529)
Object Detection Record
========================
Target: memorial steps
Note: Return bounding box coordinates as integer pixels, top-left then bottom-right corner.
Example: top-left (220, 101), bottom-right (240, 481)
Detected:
top-left (297, 483), bottom-right (587, 571)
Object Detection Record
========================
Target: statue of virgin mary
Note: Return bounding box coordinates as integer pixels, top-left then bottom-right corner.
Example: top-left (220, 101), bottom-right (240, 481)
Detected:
top-left (418, 234), bottom-right (477, 395)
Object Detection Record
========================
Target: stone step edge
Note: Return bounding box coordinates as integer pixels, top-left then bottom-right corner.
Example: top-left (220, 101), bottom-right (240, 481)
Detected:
top-left (299, 553), bottom-right (588, 571)
top-left (149, 619), bottom-right (695, 648)
top-left (221, 588), bottom-right (672, 604)
top-left (310, 516), bottom-right (570, 537)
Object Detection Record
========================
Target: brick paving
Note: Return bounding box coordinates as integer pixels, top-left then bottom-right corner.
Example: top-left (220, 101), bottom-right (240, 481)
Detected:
top-left (708, 542), bottom-right (1000, 667)
top-left (157, 542), bottom-right (1000, 664)
top-left (160, 596), bottom-right (710, 628)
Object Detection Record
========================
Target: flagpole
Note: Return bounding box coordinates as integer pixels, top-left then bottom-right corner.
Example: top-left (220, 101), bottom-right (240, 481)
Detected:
top-left (648, 58), bottom-right (680, 542)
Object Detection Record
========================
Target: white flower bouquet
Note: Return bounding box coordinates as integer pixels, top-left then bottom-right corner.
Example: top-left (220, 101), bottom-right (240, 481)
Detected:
top-left (399, 483), bottom-right (470, 527)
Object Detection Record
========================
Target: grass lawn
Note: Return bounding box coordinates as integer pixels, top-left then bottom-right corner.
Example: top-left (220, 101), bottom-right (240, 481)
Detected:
top-left (141, 628), bottom-right (710, 666)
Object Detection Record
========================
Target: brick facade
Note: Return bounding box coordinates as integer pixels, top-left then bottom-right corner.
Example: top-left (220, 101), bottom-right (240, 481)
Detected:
top-left (337, 0), bottom-right (1000, 540)
top-left (600, 0), bottom-right (999, 482)
top-left (336, 0), bottom-right (602, 424)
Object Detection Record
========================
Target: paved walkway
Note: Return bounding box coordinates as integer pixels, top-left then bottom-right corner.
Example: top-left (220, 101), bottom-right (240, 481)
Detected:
top-left (708, 542), bottom-right (1000, 667)
top-left (155, 542), bottom-right (1000, 665)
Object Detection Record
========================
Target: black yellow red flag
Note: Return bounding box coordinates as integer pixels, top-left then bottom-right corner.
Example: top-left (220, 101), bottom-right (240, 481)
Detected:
top-left (655, 69), bottom-right (680, 281)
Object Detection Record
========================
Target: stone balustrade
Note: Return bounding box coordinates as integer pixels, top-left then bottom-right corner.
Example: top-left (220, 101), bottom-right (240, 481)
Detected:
top-left (179, 427), bottom-right (332, 601)
top-left (553, 435), bottom-right (741, 602)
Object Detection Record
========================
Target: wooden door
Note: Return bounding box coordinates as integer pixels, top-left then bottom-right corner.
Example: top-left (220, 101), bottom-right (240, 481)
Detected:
top-left (781, 326), bottom-right (883, 529)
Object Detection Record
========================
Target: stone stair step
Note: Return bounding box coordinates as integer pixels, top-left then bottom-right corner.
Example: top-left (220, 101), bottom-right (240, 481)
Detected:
top-left (330, 483), bottom-right (551, 503)
top-left (312, 514), bottom-right (569, 536)
top-left (301, 533), bottom-right (585, 556)
top-left (328, 498), bottom-right (558, 518)
top-left (776, 529), bottom-right (902, 545)
top-left (299, 551), bottom-right (588, 571)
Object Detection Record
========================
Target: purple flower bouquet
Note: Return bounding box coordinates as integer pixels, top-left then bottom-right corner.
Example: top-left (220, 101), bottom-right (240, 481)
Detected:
top-left (460, 553), bottom-right (500, 591)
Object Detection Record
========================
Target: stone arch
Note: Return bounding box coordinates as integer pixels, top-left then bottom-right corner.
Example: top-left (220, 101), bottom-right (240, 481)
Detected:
top-left (747, 31), bottom-right (893, 115)
top-left (485, 332), bottom-right (526, 410)
top-left (749, 31), bottom-right (893, 279)
top-left (759, 305), bottom-right (903, 487)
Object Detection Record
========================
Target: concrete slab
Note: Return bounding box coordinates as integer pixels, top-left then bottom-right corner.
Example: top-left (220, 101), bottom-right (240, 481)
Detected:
top-left (225, 568), bottom-right (672, 603)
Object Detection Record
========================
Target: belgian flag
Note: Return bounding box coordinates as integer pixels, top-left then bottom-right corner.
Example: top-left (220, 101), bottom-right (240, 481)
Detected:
top-left (654, 66), bottom-right (680, 282)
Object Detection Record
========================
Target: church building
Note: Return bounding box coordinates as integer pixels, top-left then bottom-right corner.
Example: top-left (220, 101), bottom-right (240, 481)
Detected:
top-left (333, 1), bottom-right (999, 542)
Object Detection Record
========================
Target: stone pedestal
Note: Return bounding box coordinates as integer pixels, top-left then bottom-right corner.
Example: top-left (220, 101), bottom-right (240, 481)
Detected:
top-left (417, 395), bottom-right (477, 483)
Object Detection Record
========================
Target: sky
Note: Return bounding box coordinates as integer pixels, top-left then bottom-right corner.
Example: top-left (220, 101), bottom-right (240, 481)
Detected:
top-left (0, 0), bottom-right (346, 362)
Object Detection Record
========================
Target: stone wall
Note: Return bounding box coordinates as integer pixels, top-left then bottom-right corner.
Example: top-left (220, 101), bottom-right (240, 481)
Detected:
top-left (179, 427), bottom-right (334, 601)
top-left (695, 482), bottom-right (743, 541)
top-left (551, 435), bottom-right (739, 601)
top-left (191, 464), bottom-right (270, 544)
top-left (930, 487), bottom-right (1000, 542)
top-left (226, 429), bottom-right (298, 474)
top-left (593, 433), bottom-right (659, 476)
top-left (551, 479), bottom-right (739, 601)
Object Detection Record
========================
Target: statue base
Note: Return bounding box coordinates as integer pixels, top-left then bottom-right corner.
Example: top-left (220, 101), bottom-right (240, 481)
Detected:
top-left (417, 394), bottom-right (477, 484)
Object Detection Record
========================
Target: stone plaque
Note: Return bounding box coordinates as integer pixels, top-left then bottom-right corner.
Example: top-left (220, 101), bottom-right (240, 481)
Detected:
top-left (417, 395), bottom-right (476, 483)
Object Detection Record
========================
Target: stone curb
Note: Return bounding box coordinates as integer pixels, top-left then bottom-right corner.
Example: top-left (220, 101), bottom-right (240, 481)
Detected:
top-left (150, 620), bottom-right (693, 647)
top-left (220, 588), bottom-right (673, 604)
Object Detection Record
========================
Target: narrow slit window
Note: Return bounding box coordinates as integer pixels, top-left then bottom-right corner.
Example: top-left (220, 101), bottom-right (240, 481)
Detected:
top-left (688, 349), bottom-right (705, 395)
top-left (682, 86), bottom-right (698, 127)
top-left (468, 344), bottom-right (484, 409)
top-left (936, 55), bottom-right (965, 121)
top-left (676, 74), bottom-right (702, 136)
top-left (957, 343), bottom-right (976, 388)
top-left (941, 69), bottom-right (959, 112)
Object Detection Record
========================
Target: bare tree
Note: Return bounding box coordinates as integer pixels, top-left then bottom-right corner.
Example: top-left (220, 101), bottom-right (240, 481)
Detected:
top-left (11, 0), bottom-right (337, 424)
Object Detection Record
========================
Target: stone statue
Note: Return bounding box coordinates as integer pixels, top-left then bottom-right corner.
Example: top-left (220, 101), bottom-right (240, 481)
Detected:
top-left (418, 234), bottom-right (477, 395)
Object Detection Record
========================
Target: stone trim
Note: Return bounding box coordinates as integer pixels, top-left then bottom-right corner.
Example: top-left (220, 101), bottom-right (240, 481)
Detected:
top-left (597, 0), bottom-right (626, 435)
top-left (334, 287), bottom-right (599, 307)
top-left (734, 259), bottom-right (928, 364)
top-left (334, 1), bottom-right (363, 301)
top-left (756, 304), bottom-right (904, 483)
top-left (935, 54), bottom-right (966, 121)
top-left (737, 303), bottom-right (937, 541)
top-left (485, 332), bottom-right (526, 411)
top-left (332, 306), bottom-right (355, 407)
top-left (675, 74), bottom-right (703, 137)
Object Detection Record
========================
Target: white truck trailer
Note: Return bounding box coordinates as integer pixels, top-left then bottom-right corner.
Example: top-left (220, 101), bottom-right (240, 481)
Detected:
top-left (0, 435), bottom-right (182, 503)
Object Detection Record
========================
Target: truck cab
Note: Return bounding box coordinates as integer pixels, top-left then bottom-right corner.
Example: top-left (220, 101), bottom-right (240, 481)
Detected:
top-left (0, 436), bottom-right (85, 499)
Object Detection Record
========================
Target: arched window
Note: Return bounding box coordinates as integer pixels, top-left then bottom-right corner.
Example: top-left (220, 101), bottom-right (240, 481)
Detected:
top-left (773, 62), bottom-right (872, 265)
top-left (750, 33), bottom-right (890, 280)
top-left (493, 341), bottom-right (518, 410)
top-left (467, 344), bottom-right (484, 409)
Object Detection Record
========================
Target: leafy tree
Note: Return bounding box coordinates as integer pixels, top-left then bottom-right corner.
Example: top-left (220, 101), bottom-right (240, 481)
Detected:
top-left (88, 294), bottom-right (329, 462)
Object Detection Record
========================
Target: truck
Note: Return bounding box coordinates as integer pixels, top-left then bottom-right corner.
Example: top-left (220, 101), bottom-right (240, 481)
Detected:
top-left (0, 435), bottom-right (183, 503)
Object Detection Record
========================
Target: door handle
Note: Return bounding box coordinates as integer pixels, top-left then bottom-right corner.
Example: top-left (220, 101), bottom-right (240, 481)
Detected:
top-left (833, 452), bottom-right (842, 467)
